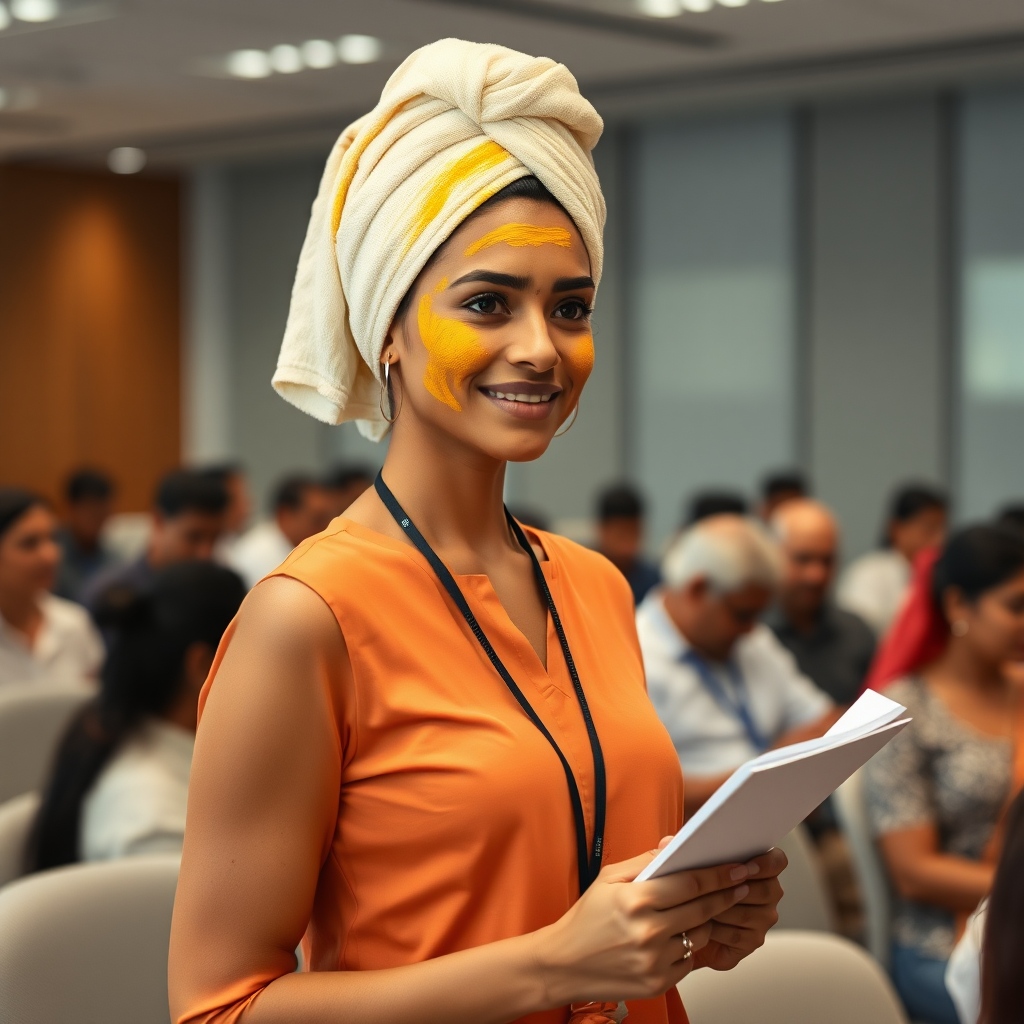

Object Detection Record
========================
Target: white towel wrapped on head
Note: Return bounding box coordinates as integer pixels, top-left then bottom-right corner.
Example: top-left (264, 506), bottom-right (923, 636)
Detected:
top-left (272, 37), bottom-right (606, 440)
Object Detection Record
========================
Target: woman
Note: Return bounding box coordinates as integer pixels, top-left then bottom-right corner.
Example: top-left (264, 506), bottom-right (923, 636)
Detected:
top-left (27, 561), bottom-right (244, 868)
top-left (838, 484), bottom-right (948, 637)
top-left (863, 525), bottom-right (1024, 1024)
top-left (0, 488), bottom-right (103, 689)
top-left (168, 40), bottom-right (786, 1024)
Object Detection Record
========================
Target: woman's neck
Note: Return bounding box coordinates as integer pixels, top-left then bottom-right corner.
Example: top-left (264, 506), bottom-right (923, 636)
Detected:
top-left (927, 639), bottom-right (1006, 694)
top-left (0, 588), bottom-right (44, 643)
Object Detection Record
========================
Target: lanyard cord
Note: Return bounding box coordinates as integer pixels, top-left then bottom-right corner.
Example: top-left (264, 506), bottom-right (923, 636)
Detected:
top-left (682, 649), bottom-right (767, 753)
top-left (374, 472), bottom-right (607, 894)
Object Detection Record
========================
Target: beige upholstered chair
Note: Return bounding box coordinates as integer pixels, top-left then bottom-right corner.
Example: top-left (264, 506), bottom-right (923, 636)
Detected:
top-left (773, 824), bottom-right (836, 932)
top-left (678, 929), bottom-right (908, 1024)
top-left (0, 855), bottom-right (179, 1024)
top-left (833, 766), bottom-right (892, 966)
top-left (0, 684), bottom-right (90, 804)
top-left (0, 791), bottom-right (40, 889)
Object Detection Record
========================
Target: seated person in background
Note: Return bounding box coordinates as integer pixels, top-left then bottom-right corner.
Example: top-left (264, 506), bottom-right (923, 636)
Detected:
top-left (82, 469), bottom-right (228, 613)
top-left (54, 468), bottom-right (117, 603)
top-left (27, 561), bottom-right (245, 868)
top-left (839, 483), bottom-right (947, 637)
top-left (637, 514), bottom-right (839, 819)
top-left (0, 488), bottom-right (103, 689)
top-left (944, 786), bottom-right (1024, 1024)
top-left (322, 464), bottom-right (374, 520)
top-left (203, 463), bottom-right (252, 564)
top-left (758, 469), bottom-right (807, 522)
top-left (228, 474), bottom-right (333, 590)
top-left (863, 525), bottom-right (1024, 1024)
top-left (767, 499), bottom-right (875, 705)
top-left (594, 483), bottom-right (660, 605)
top-left (685, 488), bottom-right (747, 525)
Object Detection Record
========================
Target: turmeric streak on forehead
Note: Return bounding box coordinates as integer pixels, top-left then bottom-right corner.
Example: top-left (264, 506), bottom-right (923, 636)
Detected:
top-left (463, 224), bottom-right (572, 257)
top-left (408, 140), bottom-right (510, 248)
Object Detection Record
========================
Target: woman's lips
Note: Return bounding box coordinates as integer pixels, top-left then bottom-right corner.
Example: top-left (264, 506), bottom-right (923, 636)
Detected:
top-left (479, 382), bottom-right (562, 420)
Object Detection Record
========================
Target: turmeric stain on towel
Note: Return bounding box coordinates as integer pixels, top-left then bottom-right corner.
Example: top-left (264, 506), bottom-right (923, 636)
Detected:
top-left (418, 279), bottom-right (491, 412)
top-left (463, 224), bottom-right (572, 257)
top-left (408, 141), bottom-right (511, 251)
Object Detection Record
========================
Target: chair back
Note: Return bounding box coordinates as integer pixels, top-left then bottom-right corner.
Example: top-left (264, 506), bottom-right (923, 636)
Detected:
top-left (0, 855), bottom-right (179, 1024)
top-left (678, 929), bottom-right (907, 1024)
top-left (0, 792), bottom-right (41, 889)
top-left (773, 824), bottom-right (836, 932)
top-left (833, 766), bottom-right (892, 965)
top-left (0, 684), bottom-right (90, 805)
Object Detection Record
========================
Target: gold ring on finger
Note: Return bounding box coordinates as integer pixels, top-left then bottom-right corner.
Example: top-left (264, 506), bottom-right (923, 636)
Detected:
top-left (680, 931), bottom-right (694, 961)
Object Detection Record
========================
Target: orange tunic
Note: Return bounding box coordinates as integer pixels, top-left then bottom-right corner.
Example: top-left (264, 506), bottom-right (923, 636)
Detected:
top-left (193, 518), bottom-right (686, 1023)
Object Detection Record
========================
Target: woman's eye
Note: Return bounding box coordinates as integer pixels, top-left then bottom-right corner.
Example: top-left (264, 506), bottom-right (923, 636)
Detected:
top-left (464, 293), bottom-right (505, 315)
top-left (553, 299), bottom-right (591, 321)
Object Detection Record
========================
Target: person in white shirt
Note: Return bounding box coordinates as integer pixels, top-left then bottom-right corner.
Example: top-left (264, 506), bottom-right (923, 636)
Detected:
top-left (637, 514), bottom-right (839, 818)
top-left (228, 473), bottom-right (333, 589)
top-left (838, 483), bottom-right (947, 637)
top-left (26, 561), bottom-right (245, 868)
top-left (0, 488), bottom-right (103, 689)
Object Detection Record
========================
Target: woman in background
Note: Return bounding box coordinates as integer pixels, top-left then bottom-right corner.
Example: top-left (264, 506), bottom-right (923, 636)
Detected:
top-left (864, 525), bottom-right (1024, 1024)
top-left (28, 561), bottom-right (244, 868)
top-left (838, 484), bottom-right (948, 637)
top-left (0, 488), bottom-right (103, 689)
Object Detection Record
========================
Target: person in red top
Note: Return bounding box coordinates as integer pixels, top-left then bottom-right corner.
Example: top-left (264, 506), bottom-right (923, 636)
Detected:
top-left (168, 39), bottom-right (785, 1024)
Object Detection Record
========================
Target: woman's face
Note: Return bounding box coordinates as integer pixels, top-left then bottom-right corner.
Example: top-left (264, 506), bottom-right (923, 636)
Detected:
top-left (383, 196), bottom-right (595, 464)
top-left (0, 505), bottom-right (60, 601)
top-left (948, 570), bottom-right (1024, 667)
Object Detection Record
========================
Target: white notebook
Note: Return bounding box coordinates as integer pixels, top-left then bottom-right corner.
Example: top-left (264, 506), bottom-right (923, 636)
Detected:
top-left (636, 689), bottom-right (910, 881)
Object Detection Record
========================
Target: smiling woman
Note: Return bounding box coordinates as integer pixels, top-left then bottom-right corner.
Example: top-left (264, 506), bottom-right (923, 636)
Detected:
top-left (168, 38), bottom-right (786, 1024)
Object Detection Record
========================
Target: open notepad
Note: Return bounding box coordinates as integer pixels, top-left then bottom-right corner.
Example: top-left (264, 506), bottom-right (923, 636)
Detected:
top-left (636, 689), bottom-right (910, 881)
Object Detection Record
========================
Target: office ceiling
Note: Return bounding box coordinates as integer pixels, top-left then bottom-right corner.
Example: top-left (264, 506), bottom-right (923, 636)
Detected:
top-left (1, 0), bottom-right (1022, 162)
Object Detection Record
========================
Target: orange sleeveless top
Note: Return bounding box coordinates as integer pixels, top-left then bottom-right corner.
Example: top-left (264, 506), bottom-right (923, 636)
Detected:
top-left (199, 518), bottom-right (686, 1024)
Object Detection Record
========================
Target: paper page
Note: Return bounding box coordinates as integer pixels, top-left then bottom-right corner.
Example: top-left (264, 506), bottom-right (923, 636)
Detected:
top-left (826, 688), bottom-right (906, 737)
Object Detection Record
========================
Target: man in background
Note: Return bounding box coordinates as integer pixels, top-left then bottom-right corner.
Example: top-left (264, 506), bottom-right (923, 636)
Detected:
top-left (636, 514), bottom-right (839, 818)
top-left (595, 483), bottom-right (660, 605)
top-left (758, 470), bottom-right (807, 522)
top-left (229, 474), bottom-right (332, 589)
top-left (82, 470), bottom-right (227, 613)
top-left (685, 490), bottom-right (748, 525)
top-left (54, 468), bottom-right (117, 603)
top-left (767, 499), bottom-right (875, 706)
top-left (203, 463), bottom-right (253, 565)
top-left (322, 464), bottom-right (373, 521)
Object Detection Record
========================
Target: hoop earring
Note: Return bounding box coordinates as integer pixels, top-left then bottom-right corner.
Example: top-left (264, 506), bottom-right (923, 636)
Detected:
top-left (555, 402), bottom-right (580, 437)
top-left (951, 620), bottom-right (969, 637)
top-left (379, 360), bottom-right (400, 424)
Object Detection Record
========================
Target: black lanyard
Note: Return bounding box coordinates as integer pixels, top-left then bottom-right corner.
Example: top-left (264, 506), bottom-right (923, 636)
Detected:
top-left (374, 472), bottom-right (607, 895)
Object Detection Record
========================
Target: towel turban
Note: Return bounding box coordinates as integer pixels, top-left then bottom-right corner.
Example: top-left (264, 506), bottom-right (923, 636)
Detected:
top-left (272, 37), bottom-right (606, 440)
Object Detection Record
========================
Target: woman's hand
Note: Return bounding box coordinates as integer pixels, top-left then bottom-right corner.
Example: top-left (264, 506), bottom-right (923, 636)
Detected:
top-left (534, 841), bottom-right (787, 1007)
top-left (690, 846), bottom-right (787, 972)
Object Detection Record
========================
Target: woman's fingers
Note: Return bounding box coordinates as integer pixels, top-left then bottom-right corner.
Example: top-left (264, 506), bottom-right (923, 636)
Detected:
top-left (711, 877), bottom-right (782, 909)
top-left (656, 882), bottom-right (750, 937)
top-left (640, 859), bottom-right (757, 911)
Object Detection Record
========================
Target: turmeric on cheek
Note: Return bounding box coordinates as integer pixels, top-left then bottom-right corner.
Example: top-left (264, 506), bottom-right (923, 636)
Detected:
top-left (417, 280), bottom-right (492, 412)
top-left (566, 333), bottom-right (595, 383)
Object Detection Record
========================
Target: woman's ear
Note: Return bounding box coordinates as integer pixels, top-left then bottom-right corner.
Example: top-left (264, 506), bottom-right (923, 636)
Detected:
top-left (380, 337), bottom-right (398, 369)
top-left (942, 585), bottom-right (971, 628)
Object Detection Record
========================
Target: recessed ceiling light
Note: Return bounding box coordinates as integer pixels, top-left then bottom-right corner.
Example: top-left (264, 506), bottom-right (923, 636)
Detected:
top-left (269, 43), bottom-right (303, 74)
top-left (337, 34), bottom-right (381, 64)
top-left (637, 0), bottom-right (681, 16)
top-left (108, 147), bottom-right (146, 175)
top-left (680, 0), bottom-right (713, 10)
top-left (11, 0), bottom-right (59, 22)
top-left (301, 39), bottom-right (337, 69)
top-left (0, 3), bottom-right (10, 30)
top-left (716, 0), bottom-right (750, 6)
top-left (226, 49), bottom-right (272, 79)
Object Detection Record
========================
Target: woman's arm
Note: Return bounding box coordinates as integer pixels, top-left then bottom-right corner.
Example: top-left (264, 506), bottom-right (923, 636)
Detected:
top-left (877, 826), bottom-right (995, 913)
top-left (168, 577), bottom-right (786, 1024)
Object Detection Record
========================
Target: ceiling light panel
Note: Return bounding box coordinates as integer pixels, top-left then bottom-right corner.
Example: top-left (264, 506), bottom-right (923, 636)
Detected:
top-left (635, 0), bottom-right (781, 15)
top-left (10, 0), bottom-right (59, 21)
top-left (221, 34), bottom-right (383, 80)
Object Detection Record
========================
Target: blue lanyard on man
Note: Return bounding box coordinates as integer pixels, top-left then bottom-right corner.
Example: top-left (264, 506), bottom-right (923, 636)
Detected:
top-left (681, 648), bottom-right (767, 753)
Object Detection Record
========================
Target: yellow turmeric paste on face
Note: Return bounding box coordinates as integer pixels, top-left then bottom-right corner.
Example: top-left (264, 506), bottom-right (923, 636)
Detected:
top-left (463, 224), bottom-right (572, 257)
top-left (417, 279), bottom-right (491, 412)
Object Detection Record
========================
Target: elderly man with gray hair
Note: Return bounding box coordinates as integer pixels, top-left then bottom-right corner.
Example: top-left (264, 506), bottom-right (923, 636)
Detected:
top-left (637, 514), bottom-right (841, 818)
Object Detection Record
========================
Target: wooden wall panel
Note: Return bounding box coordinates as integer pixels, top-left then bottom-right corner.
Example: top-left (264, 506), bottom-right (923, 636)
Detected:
top-left (0, 165), bottom-right (180, 512)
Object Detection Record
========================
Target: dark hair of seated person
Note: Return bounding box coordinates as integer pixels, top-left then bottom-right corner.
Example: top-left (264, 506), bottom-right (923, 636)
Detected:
top-left (980, 786), bottom-right (1024, 1024)
top-left (685, 489), bottom-right (748, 525)
top-left (930, 524), bottom-right (1024, 607)
top-left (25, 561), bottom-right (245, 872)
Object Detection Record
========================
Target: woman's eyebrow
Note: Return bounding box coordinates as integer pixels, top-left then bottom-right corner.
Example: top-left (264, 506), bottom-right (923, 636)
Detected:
top-left (553, 276), bottom-right (595, 292)
top-left (449, 270), bottom-right (530, 289)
